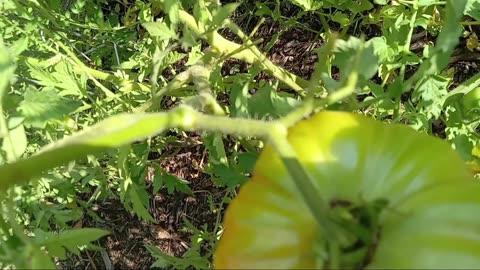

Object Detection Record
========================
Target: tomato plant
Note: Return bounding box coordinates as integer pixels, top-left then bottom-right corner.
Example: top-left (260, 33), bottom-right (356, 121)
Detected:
top-left (1, 0), bottom-right (480, 268)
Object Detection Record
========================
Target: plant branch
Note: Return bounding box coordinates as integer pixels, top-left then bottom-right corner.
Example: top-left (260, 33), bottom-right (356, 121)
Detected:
top-left (178, 10), bottom-right (308, 93)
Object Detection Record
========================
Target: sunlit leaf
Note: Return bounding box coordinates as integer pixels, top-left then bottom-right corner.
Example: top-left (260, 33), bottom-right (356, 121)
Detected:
top-left (465, 0), bottom-right (480, 20)
top-left (211, 3), bottom-right (240, 27)
top-left (333, 37), bottom-right (380, 82)
top-left (142, 21), bottom-right (177, 40)
top-left (412, 75), bottom-right (450, 119)
top-left (18, 89), bottom-right (81, 128)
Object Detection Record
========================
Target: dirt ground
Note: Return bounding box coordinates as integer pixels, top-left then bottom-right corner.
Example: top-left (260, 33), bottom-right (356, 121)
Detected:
top-left (60, 4), bottom-right (480, 270)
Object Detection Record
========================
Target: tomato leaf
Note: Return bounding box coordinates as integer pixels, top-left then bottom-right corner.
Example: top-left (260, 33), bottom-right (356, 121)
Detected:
top-left (34, 228), bottom-right (109, 260)
top-left (412, 75), bottom-right (450, 119)
top-left (129, 184), bottom-right (155, 222)
top-left (333, 36), bottom-right (380, 83)
top-left (18, 88), bottom-right (81, 128)
top-left (465, 0), bottom-right (480, 20)
top-left (142, 21), bottom-right (177, 40)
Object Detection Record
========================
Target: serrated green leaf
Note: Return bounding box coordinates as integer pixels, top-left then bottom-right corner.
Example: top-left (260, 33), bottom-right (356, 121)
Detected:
top-left (193, 1), bottom-right (211, 27)
top-left (350, 0), bottom-right (374, 13)
top-left (211, 3), bottom-right (240, 27)
top-left (151, 256), bottom-right (170, 268)
top-left (333, 37), bottom-right (379, 82)
top-left (163, 171), bottom-right (192, 194)
top-left (163, 51), bottom-right (186, 69)
top-left (247, 85), bottom-right (276, 119)
top-left (212, 163), bottom-right (248, 188)
top-left (331, 12), bottom-right (350, 26)
top-left (142, 21), bottom-right (177, 40)
top-left (435, 0), bottom-right (466, 54)
top-left (367, 37), bottom-right (395, 62)
top-left (18, 88), bottom-right (81, 128)
top-left (255, 2), bottom-right (274, 17)
top-left (11, 37), bottom-right (28, 57)
top-left (3, 93), bottom-right (23, 113)
top-left (152, 164), bottom-right (164, 194)
top-left (29, 246), bottom-right (56, 269)
top-left (185, 44), bottom-right (204, 66)
top-left (152, 165), bottom-right (193, 194)
top-left (162, 0), bottom-right (180, 25)
top-left (465, 0), bottom-right (480, 20)
top-left (203, 132), bottom-right (228, 165)
top-left (274, 93), bottom-right (300, 116)
top-left (129, 183), bottom-right (155, 222)
top-left (28, 60), bottom-right (85, 97)
top-left (237, 152), bottom-right (258, 173)
top-left (248, 83), bottom-right (299, 119)
top-left (412, 75), bottom-right (449, 119)
top-left (452, 134), bottom-right (475, 161)
top-left (180, 26), bottom-right (198, 50)
top-left (36, 228), bottom-right (109, 260)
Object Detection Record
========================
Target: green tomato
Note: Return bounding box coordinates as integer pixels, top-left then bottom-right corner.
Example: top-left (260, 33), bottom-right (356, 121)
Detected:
top-left (462, 87), bottom-right (480, 119)
top-left (214, 111), bottom-right (480, 269)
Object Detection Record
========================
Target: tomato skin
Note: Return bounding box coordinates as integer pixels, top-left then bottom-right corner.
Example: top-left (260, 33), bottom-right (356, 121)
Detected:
top-left (462, 87), bottom-right (480, 118)
top-left (214, 111), bottom-right (480, 269)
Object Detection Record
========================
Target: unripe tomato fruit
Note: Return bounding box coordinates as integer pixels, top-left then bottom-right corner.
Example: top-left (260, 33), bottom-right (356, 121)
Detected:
top-left (462, 87), bottom-right (480, 119)
top-left (214, 111), bottom-right (480, 269)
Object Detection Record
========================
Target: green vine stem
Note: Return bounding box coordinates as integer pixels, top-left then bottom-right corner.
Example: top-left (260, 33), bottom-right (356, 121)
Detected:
top-left (267, 129), bottom-right (344, 242)
top-left (178, 9), bottom-right (309, 93)
top-left (445, 72), bottom-right (480, 99)
top-left (136, 68), bottom-right (193, 112)
top-left (394, 2), bottom-right (418, 119)
top-left (0, 103), bottom-right (344, 243)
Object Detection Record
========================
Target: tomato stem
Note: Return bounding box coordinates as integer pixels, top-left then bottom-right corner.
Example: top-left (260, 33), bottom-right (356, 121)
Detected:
top-left (178, 9), bottom-right (309, 93)
top-left (267, 132), bottom-right (351, 246)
